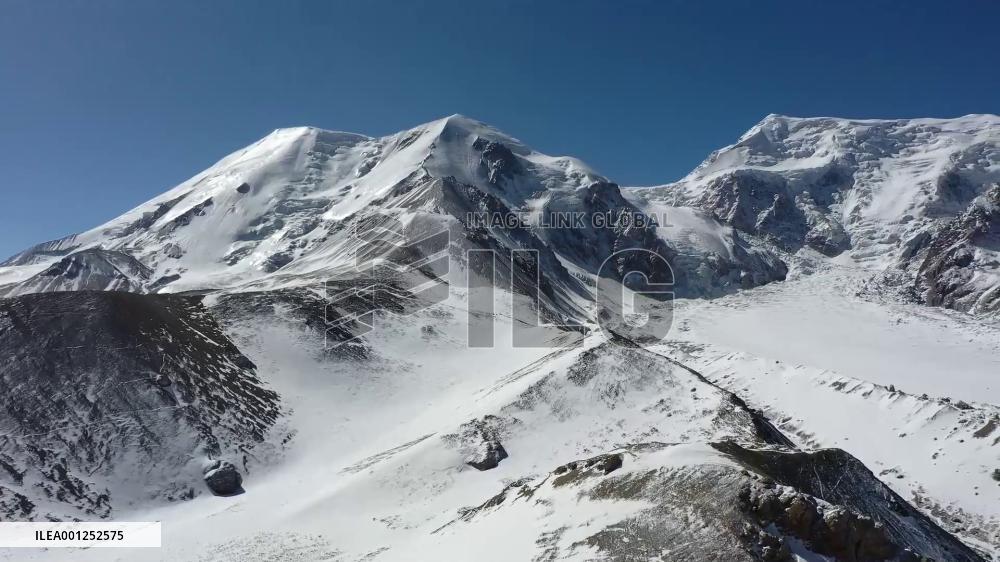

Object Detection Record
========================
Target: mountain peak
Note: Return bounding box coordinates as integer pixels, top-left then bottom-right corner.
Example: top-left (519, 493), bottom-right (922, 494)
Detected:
top-left (413, 113), bottom-right (528, 152)
top-left (435, 112), bottom-right (480, 127)
top-left (264, 125), bottom-right (371, 144)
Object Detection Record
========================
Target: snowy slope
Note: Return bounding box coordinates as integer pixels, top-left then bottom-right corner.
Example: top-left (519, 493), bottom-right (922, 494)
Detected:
top-left (657, 261), bottom-right (1000, 555)
top-left (6, 285), bottom-right (978, 561)
top-left (423, 442), bottom-right (980, 562)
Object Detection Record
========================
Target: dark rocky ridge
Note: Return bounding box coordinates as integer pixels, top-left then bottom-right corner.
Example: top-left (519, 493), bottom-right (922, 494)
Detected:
top-left (715, 442), bottom-right (983, 561)
top-left (0, 291), bottom-right (285, 520)
top-left (455, 442), bottom-right (984, 561)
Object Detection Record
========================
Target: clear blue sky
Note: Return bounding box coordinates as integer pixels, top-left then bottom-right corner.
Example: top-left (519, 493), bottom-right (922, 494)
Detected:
top-left (1, 0), bottom-right (998, 260)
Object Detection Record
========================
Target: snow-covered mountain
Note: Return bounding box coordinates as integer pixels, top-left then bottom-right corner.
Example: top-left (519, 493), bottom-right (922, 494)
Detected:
top-left (1, 114), bottom-right (999, 561)
top-left (629, 114), bottom-right (1000, 313)
top-left (0, 248), bottom-right (153, 296)
top-left (0, 115), bottom-right (786, 310)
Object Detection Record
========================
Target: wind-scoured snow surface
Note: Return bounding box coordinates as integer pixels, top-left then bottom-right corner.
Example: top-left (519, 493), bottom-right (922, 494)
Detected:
top-left (0, 114), bottom-right (998, 561)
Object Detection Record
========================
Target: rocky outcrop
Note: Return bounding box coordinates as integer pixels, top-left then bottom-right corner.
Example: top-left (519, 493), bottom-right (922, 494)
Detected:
top-left (695, 170), bottom-right (855, 257)
top-left (465, 441), bottom-right (508, 471)
top-left (452, 442), bottom-right (981, 562)
top-left (916, 184), bottom-right (1000, 313)
top-left (700, 171), bottom-right (809, 252)
top-left (638, 115), bottom-right (1000, 310)
top-left (740, 480), bottom-right (895, 561)
top-left (473, 137), bottom-right (521, 186)
top-left (551, 453), bottom-right (623, 485)
top-left (715, 442), bottom-right (983, 562)
top-left (204, 460), bottom-right (244, 496)
top-left (445, 415), bottom-right (518, 472)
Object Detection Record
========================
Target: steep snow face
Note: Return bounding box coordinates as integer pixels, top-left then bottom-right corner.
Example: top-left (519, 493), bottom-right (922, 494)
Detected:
top-left (1, 125), bottom-right (385, 290)
top-left (0, 116), bottom-right (594, 291)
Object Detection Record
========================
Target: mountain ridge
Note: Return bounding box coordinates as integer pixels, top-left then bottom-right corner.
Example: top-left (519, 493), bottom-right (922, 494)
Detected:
top-left (0, 113), bottom-right (787, 307)
top-left (4, 112), bottom-right (998, 313)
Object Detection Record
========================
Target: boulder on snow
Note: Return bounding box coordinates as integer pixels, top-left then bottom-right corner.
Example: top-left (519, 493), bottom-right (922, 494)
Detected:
top-left (466, 441), bottom-right (508, 471)
top-left (203, 460), bottom-right (244, 496)
top-left (446, 415), bottom-right (519, 471)
top-left (551, 452), bottom-right (625, 487)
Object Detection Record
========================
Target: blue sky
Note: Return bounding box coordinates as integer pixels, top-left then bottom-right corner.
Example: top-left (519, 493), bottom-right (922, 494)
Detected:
top-left (1, 0), bottom-right (998, 260)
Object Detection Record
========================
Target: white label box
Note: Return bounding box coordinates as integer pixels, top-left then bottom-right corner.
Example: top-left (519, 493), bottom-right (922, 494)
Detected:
top-left (0, 522), bottom-right (161, 548)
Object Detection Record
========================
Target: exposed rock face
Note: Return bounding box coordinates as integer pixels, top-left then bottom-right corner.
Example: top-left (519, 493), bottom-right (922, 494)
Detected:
top-left (693, 169), bottom-right (854, 257)
top-left (446, 415), bottom-right (518, 472)
top-left (210, 284), bottom-right (423, 361)
top-left (916, 184), bottom-right (1000, 313)
top-left (0, 291), bottom-right (285, 520)
top-left (451, 442), bottom-right (981, 562)
top-left (752, 529), bottom-right (793, 562)
top-left (551, 452), bottom-right (624, 485)
top-left (715, 442), bottom-right (982, 562)
top-left (465, 441), bottom-right (508, 471)
top-left (801, 194), bottom-right (853, 256)
top-left (158, 197), bottom-right (214, 235)
top-left (204, 460), bottom-right (244, 496)
top-left (740, 481), bottom-right (895, 561)
top-left (473, 137), bottom-right (521, 186)
top-left (263, 251), bottom-right (294, 272)
top-left (430, 174), bottom-right (592, 319)
top-left (700, 171), bottom-right (809, 251)
top-left (563, 180), bottom-right (677, 282)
